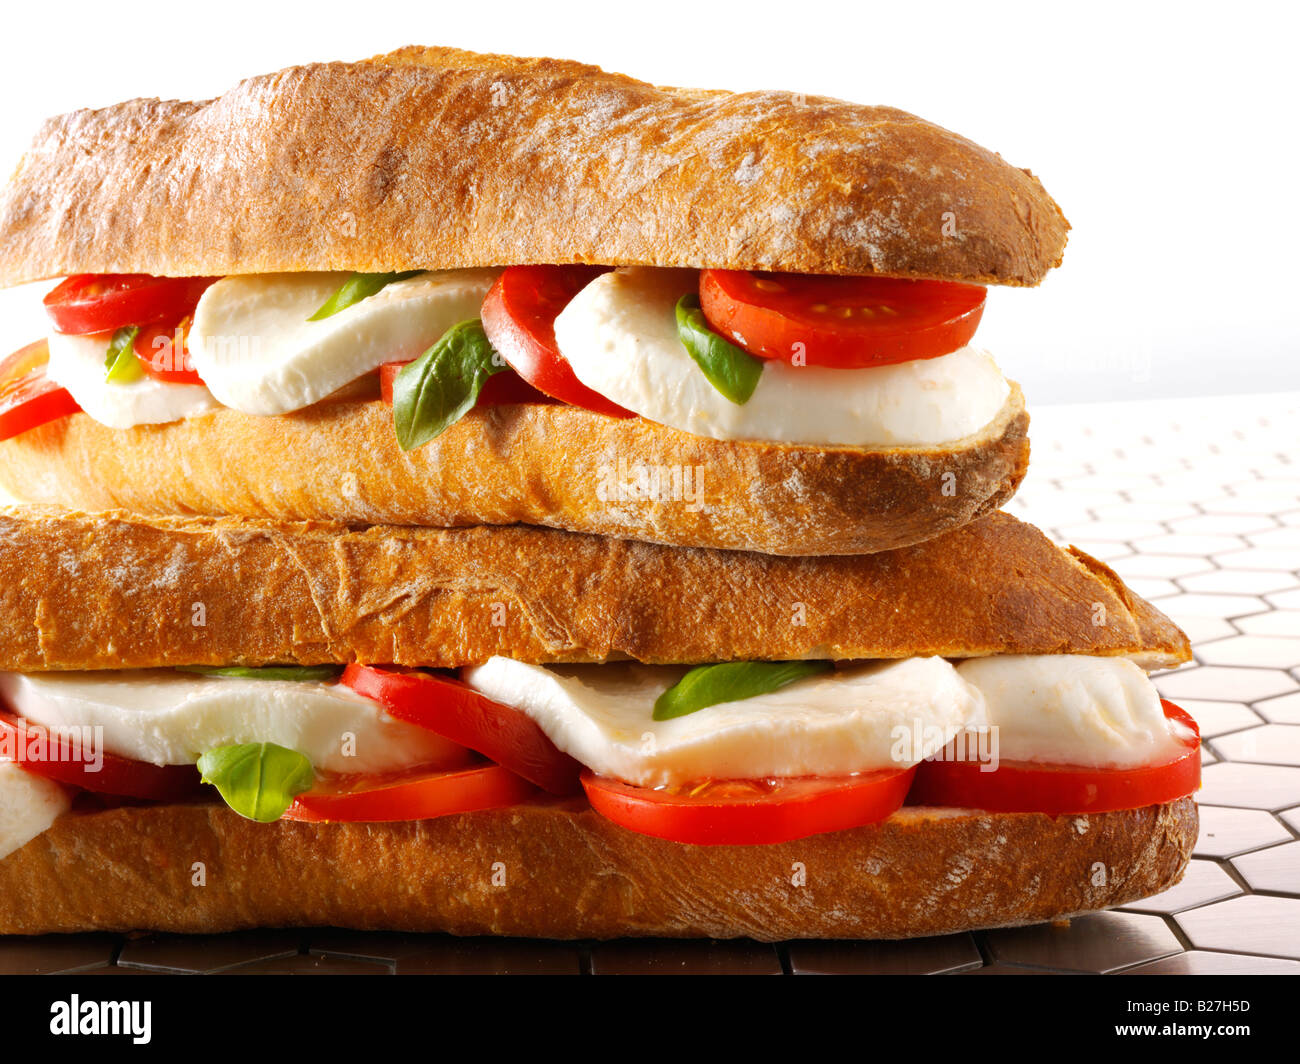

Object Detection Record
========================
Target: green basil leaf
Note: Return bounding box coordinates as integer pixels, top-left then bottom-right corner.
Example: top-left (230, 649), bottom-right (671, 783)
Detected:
top-left (104, 326), bottom-right (142, 383)
top-left (307, 270), bottom-right (424, 321)
top-left (675, 293), bottom-right (763, 404)
top-left (197, 742), bottom-right (314, 823)
top-left (177, 665), bottom-right (344, 682)
top-left (392, 318), bottom-right (505, 451)
top-left (653, 660), bottom-right (834, 721)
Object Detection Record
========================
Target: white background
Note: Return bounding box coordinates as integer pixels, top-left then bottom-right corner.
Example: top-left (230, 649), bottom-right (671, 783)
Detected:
top-left (0, 0), bottom-right (1294, 404)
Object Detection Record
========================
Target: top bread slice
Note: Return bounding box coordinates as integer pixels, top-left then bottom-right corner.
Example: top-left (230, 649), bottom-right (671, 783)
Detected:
top-left (0, 507), bottom-right (1189, 672)
top-left (0, 46), bottom-right (1068, 286)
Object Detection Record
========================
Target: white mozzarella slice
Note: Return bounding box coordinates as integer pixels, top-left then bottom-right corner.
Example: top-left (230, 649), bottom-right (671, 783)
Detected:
top-left (957, 655), bottom-right (1192, 768)
top-left (188, 269), bottom-right (500, 415)
top-left (0, 670), bottom-right (462, 774)
top-left (0, 761), bottom-right (71, 861)
top-left (462, 656), bottom-right (984, 788)
top-left (45, 332), bottom-right (217, 429)
top-left (553, 267), bottom-right (1010, 446)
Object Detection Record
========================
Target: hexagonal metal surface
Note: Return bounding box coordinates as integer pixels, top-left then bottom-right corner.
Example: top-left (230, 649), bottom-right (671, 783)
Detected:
top-left (1194, 806), bottom-right (1294, 858)
top-left (1255, 691), bottom-right (1300, 723)
top-left (1122, 951), bottom-right (1300, 975)
top-left (590, 939), bottom-right (783, 975)
top-left (1231, 842), bottom-right (1300, 895)
top-left (984, 912), bottom-right (1183, 973)
top-left (1120, 859), bottom-right (1242, 915)
top-left (1198, 762), bottom-right (1300, 810)
top-left (1212, 724), bottom-right (1300, 766)
top-left (119, 931), bottom-right (302, 974)
top-left (1175, 895), bottom-right (1300, 959)
top-left (787, 934), bottom-right (982, 975)
top-left (1175, 699), bottom-right (1261, 738)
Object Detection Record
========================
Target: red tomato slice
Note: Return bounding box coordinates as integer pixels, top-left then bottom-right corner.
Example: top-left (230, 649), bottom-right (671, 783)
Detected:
top-left (582, 767), bottom-right (917, 846)
top-left (44, 274), bottom-right (218, 336)
top-left (699, 269), bottom-right (986, 368)
top-left (0, 709), bottom-right (203, 802)
top-left (342, 664), bottom-right (581, 794)
top-left (479, 265), bottom-right (635, 418)
top-left (378, 362), bottom-right (406, 404)
top-left (0, 340), bottom-right (80, 441)
top-left (282, 762), bottom-right (536, 823)
top-left (907, 700), bottom-right (1201, 815)
top-left (132, 317), bottom-right (204, 385)
top-left (377, 361), bottom-right (556, 408)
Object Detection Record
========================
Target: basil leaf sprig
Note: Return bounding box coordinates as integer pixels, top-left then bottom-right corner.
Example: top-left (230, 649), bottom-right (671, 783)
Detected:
top-left (675, 294), bottom-right (764, 405)
top-left (308, 270), bottom-right (423, 321)
top-left (393, 318), bottom-right (505, 450)
top-left (178, 665), bottom-right (343, 682)
top-left (653, 660), bottom-right (834, 721)
top-left (197, 742), bottom-right (314, 823)
top-left (104, 326), bottom-right (143, 383)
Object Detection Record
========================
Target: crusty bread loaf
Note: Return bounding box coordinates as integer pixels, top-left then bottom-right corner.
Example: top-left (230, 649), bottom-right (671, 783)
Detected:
top-left (0, 507), bottom-right (1191, 671)
top-left (0, 798), bottom-right (1194, 939)
top-left (0, 386), bottom-right (1029, 557)
top-left (0, 45), bottom-right (1068, 288)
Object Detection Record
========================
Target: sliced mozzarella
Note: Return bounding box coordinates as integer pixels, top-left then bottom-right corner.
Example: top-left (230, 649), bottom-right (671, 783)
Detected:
top-left (553, 267), bottom-right (1011, 447)
top-left (45, 331), bottom-right (217, 429)
top-left (0, 761), bottom-right (71, 861)
top-left (462, 656), bottom-right (984, 788)
top-left (189, 269), bottom-right (501, 415)
top-left (0, 670), bottom-right (462, 774)
top-left (957, 655), bottom-right (1192, 769)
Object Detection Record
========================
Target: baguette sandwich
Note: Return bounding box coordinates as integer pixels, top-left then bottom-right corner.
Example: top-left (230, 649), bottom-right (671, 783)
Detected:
top-left (0, 46), bottom-right (1062, 556)
top-left (0, 47), bottom-right (1200, 943)
top-left (0, 509), bottom-right (1197, 939)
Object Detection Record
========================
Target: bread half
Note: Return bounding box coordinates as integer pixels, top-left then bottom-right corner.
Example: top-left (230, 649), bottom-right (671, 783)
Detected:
top-left (0, 797), bottom-right (1194, 939)
top-left (0, 507), bottom-right (1190, 672)
top-left (0, 386), bottom-right (1029, 557)
top-left (0, 46), bottom-right (1069, 288)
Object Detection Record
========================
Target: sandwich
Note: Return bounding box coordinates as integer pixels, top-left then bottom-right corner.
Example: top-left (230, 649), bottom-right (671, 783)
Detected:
top-left (0, 509), bottom-right (1197, 939)
top-left (0, 47), bottom-right (1199, 941)
top-left (0, 46), bottom-right (1059, 557)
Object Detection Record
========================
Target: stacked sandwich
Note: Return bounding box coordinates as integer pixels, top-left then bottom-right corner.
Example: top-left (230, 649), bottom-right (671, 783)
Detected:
top-left (0, 46), bottom-right (1198, 940)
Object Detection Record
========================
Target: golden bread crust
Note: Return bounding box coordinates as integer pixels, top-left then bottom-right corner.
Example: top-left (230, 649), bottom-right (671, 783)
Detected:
top-left (0, 798), bottom-right (1194, 939)
top-left (0, 46), bottom-right (1068, 287)
top-left (0, 388), bottom-right (1030, 557)
top-left (0, 507), bottom-right (1192, 671)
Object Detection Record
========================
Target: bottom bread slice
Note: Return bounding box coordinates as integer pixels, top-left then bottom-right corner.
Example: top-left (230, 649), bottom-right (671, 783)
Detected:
top-left (0, 798), bottom-right (1195, 940)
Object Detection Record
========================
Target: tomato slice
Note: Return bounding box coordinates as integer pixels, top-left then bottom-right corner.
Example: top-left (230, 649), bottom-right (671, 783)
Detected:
top-left (0, 340), bottom-right (80, 441)
top-left (907, 701), bottom-right (1201, 815)
top-left (0, 709), bottom-right (203, 802)
top-left (342, 664), bottom-right (581, 794)
top-left (282, 762), bottom-right (536, 823)
top-left (698, 269), bottom-right (986, 368)
top-left (377, 361), bottom-right (556, 408)
top-left (479, 265), bottom-right (635, 418)
top-left (132, 317), bottom-right (204, 385)
top-left (582, 767), bottom-right (917, 846)
top-left (44, 274), bottom-right (218, 336)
